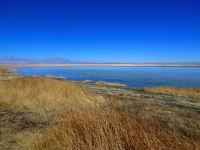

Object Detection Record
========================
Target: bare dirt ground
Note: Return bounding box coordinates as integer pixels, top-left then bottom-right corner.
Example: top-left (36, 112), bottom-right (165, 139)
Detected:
top-left (0, 109), bottom-right (49, 150)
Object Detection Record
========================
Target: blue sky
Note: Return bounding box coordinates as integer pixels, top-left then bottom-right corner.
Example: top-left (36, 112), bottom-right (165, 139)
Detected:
top-left (0, 0), bottom-right (200, 62)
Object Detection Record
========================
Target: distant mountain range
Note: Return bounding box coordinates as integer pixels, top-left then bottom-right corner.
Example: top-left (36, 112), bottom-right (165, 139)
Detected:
top-left (0, 57), bottom-right (200, 66)
top-left (0, 57), bottom-right (86, 64)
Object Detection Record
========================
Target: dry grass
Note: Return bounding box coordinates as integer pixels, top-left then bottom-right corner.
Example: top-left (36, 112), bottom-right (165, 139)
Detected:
top-left (95, 81), bottom-right (126, 88)
top-left (0, 77), bottom-right (199, 149)
top-left (0, 77), bottom-right (104, 112)
top-left (0, 67), bottom-right (16, 73)
top-left (143, 86), bottom-right (200, 99)
top-left (32, 110), bottom-right (196, 150)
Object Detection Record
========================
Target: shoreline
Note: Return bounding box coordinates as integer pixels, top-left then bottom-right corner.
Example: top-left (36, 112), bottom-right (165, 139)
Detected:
top-left (2, 72), bottom-right (200, 102)
top-left (1, 67), bottom-right (200, 99)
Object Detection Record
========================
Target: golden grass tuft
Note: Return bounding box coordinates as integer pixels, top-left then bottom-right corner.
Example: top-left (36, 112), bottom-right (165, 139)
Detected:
top-left (0, 77), bottom-right (104, 112)
top-left (0, 67), bottom-right (16, 73)
top-left (95, 81), bottom-right (126, 88)
top-left (32, 110), bottom-right (196, 150)
top-left (143, 86), bottom-right (200, 99)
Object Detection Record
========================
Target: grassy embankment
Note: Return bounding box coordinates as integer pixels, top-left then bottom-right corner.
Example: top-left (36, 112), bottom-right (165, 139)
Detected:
top-left (143, 86), bottom-right (200, 99)
top-left (0, 67), bottom-right (200, 149)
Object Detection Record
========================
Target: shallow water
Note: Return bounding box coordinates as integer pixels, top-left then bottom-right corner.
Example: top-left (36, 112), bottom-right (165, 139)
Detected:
top-left (13, 66), bottom-right (200, 88)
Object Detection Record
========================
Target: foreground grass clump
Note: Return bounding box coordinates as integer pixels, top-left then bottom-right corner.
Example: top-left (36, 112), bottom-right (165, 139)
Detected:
top-left (0, 77), bottom-right (103, 112)
top-left (0, 67), bottom-right (16, 74)
top-left (143, 86), bottom-right (200, 99)
top-left (96, 81), bottom-right (126, 88)
top-left (33, 110), bottom-right (195, 150)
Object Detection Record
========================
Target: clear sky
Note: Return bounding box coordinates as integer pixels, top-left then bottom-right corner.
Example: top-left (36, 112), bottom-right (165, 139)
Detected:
top-left (0, 0), bottom-right (200, 62)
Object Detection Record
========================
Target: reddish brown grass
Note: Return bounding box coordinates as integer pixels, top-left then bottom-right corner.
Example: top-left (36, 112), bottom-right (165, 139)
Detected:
top-left (32, 110), bottom-right (197, 150)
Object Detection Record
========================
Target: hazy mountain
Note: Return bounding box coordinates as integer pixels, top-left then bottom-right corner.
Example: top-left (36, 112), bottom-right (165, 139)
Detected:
top-left (0, 56), bottom-right (79, 64)
top-left (0, 57), bottom-right (200, 66)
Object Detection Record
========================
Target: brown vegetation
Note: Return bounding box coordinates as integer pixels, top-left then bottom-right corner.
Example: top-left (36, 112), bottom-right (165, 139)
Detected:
top-left (0, 77), bottom-right (200, 149)
top-left (32, 110), bottom-right (195, 150)
top-left (106, 95), bottom-right (200, 141)
top-left (0, 77), bottom-right (104, 112)
top-left (0, 67), bottom-right (16, 74)
top-left (95, 81), bottom-right (126, 88)
top-left (143, 86), bottom-right (200, 99)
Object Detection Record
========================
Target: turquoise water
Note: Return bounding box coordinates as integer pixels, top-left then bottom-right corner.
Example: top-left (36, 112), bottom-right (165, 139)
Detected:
top-left (14, 66), bottom-right (200, 88)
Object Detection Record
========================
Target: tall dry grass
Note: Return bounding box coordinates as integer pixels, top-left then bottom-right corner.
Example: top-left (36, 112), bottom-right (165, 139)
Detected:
top-left (143, 86), bottom-right (200, 99)
top-left (0, 77), bottom-right (104, 112)
top-left (1, 77), bottom-right (199, 149)
top-left (32, 110), bottom-right (196, 150)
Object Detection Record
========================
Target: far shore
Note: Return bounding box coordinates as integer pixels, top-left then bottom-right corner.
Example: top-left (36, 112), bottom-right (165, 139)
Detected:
top-left (1, 63), bottom-right (200, 67)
